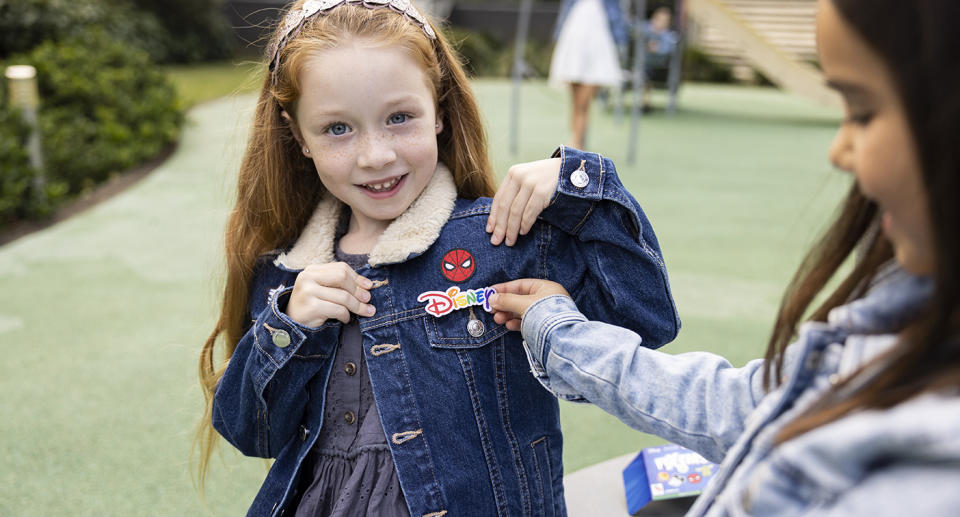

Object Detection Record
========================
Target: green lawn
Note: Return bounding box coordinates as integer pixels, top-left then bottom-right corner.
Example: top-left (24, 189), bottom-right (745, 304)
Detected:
top-left (0, 79), bottom-right (845, 515)
top-left (164, 60), bottom-right (265, 107)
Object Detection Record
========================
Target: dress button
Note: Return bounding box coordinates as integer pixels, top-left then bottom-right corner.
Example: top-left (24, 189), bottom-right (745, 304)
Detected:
top-left (344, 411), bottom-right (356, 425)
top-left (271, 329), bottom-right (291, 348)
top-left (344, 362), bottom-right (357, 376)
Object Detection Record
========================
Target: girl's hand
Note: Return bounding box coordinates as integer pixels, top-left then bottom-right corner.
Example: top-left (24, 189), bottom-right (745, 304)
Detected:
top-left (487, 158), bottom-right (561, 246)
top-left (489, 279), bottom-right (571, 331)
top-left (286, 262), bottom-right (375, 327)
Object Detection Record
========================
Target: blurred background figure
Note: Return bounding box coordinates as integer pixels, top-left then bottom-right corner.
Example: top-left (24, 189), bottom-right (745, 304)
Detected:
top-left (549, 0), bottom-right (629, 149)
top-left (643, 6), bottom-right (679, 111)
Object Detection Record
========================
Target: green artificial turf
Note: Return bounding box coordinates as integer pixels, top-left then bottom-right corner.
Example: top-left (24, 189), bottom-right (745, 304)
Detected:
top-left (164, 61), bottom-right (265, 108)
top-left (0, 80), bottom-right (846, 515)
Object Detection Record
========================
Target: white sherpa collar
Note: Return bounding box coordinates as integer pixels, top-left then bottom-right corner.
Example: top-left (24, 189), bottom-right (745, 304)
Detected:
top-left (275, 162), bottom-right (457, 269)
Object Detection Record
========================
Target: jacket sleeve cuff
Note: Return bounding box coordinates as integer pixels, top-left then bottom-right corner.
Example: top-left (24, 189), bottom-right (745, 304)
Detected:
top-left (540, 145), bottom-right (643, 240)
top-left (252, 285), bottom-right (340, 372)
top-left (520, 294), bottom-right (590, 403)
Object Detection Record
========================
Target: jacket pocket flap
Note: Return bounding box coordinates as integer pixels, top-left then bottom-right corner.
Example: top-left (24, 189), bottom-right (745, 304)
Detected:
top-left (424, 308), bottom-right (507, 349)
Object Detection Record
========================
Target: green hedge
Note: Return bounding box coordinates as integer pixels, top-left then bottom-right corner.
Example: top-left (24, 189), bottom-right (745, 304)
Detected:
top-left (0, 108), bottom-right (36, 223)
top-left (0, 28), bottom-right (183, 223)
top-left (0, 0), bottom-right (233, 64)
top-left (129, 0), bottom-right (234, 63)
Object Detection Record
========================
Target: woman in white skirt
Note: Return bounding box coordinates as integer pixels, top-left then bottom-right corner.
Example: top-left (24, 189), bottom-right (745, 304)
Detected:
top-left (550, 0), bottom-right (630, 148)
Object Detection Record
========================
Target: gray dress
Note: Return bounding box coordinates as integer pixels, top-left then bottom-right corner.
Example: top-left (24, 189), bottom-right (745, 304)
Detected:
top-left (294, 247), bottom-right (410, 517)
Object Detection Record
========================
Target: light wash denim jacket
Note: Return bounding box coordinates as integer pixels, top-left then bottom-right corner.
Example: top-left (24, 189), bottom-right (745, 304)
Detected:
top-left (555, 0), bottom-right (630, 47)
top-left (212, 147), bottom-right (680, 517)
top-left (522, 264), bottom-right (960, 515)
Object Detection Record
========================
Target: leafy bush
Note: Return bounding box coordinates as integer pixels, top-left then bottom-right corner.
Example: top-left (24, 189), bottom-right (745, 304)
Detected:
top-left (129, 0), bottom-right (235, 63)
top-left (0, 0), bottom-right (233, 64)
top-left (0, 101), bottom-right (66, 222)
top-left (15, 29), bottom-right (184, 194)
top-left (0, 0), bottom-right (170, 61)
top-left (0, 107), bottom-right (34, 223)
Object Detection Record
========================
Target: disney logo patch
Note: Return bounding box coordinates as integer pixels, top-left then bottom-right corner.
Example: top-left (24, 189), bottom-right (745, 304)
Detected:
top-left (418, 286), bottom-right (496, 317)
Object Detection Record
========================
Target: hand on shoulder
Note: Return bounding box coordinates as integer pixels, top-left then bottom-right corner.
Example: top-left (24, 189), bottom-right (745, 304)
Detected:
top-left (486, 158), bottom-right (561, 246)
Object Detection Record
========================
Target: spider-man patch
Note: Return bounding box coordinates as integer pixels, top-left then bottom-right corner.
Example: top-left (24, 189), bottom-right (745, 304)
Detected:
top-left (441, 248), bottom-right (475, 282)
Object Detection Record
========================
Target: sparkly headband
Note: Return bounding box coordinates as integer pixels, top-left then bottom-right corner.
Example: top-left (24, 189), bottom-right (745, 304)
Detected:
top-left (268, 0), bottom-right (437, 82)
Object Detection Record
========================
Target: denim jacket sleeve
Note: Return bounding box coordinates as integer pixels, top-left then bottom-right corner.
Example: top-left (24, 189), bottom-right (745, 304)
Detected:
top-left (520, 295), bottom-right (765, 462)
top-left (537, 146), bottom-right (680, 351)
top-left (211, 263), bottom-right (341, 458)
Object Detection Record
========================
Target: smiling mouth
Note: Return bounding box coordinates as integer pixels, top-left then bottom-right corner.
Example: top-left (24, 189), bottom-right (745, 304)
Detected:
top-left (359, 174), bottom-right (405, 193)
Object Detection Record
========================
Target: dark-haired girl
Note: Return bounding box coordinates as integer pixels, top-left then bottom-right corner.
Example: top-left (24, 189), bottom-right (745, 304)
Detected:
top-left (487, 0), bottom-right (960, 513)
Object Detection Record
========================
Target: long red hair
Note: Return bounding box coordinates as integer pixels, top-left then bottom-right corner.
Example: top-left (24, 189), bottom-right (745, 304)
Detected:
top-left (194, 1), bottom-right (495, 490)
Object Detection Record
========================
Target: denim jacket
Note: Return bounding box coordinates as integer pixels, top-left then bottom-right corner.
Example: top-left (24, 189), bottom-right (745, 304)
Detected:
top-left (555, 0), bottom-right (630, 47)
top-left (521, 263), bottom-right (960, 515)
top-left (212, 147), bottom-right (680, 517)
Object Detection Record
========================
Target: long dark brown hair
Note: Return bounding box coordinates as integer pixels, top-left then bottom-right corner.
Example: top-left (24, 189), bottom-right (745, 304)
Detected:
top-left (767, 0), bottom-right (960, 442)
top-left (194, 1), bottom-right (495, 490)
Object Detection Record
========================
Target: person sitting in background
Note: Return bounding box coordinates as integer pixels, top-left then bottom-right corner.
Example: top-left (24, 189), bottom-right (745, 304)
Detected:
top-left (643, 7), bottom-right (679, 111)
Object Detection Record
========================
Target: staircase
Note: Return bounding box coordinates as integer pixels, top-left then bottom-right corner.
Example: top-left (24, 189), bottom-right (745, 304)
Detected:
top-left (686, 0), bottom-right (839, 107)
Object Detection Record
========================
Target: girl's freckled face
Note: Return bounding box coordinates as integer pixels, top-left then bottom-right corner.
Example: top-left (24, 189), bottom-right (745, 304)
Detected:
top-left (817, 0), bottom-right (934, 274)
top-left (292, 39), bottom-right (442, 233)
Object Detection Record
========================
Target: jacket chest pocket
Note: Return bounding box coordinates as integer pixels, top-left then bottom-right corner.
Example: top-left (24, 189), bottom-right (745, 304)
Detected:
top-left (424, 307), bottom-right (508, 349)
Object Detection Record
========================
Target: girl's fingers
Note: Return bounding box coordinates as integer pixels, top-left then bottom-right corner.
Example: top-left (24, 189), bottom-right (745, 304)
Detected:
top-left (491, 278), bottom-right (546, 296)
top-left (488, 291), bottom-right (534, 316)
top-left (504, 183), bottom-right (534, 246)
top-left (519, 187), bottom-right (550, 236)
top-left (290, 263), bottom-right (376, 326)
top-left (314, 299), bottom-right (353, 324)
top-left (313, 285), bottom-right (376, 318)
top-left (306, 263), bottom-right (372, 300)
top-left (489, 175), bottom-right (520, 245)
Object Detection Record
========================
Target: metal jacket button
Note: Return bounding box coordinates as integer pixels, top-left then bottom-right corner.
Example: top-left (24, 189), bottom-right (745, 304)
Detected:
top-left (344, 411), bottom-right (356, 424)
top-left (299, 425), bottom-right (309, 441)
top-left (570, 160), bottom-right (590, 188)
top-left (467, 318), bottom-right (485, 338)
top-left (344, 362), bottom-right (357, 376)
top-left (272, 329), bottom-right (291, 348)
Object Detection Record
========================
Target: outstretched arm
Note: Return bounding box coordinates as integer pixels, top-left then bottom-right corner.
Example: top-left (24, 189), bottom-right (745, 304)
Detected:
top-left (490, 284), bottom-right (766, 462)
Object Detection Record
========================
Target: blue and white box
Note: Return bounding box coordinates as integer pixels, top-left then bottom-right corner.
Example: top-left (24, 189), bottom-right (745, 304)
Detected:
top-left (622, 444), bottom-right (719, 514)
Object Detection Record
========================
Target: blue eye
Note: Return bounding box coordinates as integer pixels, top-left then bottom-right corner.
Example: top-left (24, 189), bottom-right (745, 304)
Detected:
top-left (326, 123), bottom-right (349, 136)
top-left (388, 113), bottom-right (409, 125)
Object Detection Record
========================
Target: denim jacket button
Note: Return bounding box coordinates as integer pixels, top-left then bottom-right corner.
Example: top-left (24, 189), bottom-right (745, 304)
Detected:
top-left (299, 425), bottom-right (309, 441)
top-left (344, 411), bottom-right (356, 424)
top-left (570, 167), bottom-right (590, 188)
top-left (467, 318), bottom-right (485, 337)
top-left (344, 362), bottom-right (357, 376)
top-left (271, 329), bottom-right (291, 348)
